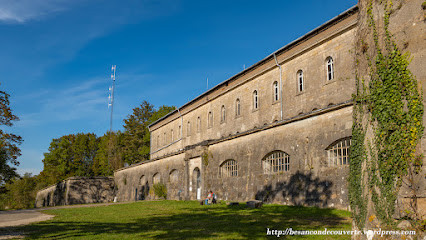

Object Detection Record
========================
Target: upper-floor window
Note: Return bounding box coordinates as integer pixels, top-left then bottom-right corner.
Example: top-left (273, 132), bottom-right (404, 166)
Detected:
top-left (326, 137), bottom-right (351, 166)
top-left (297, 70), bottom-right (304, 92)
top-left (221, 105), bottom-right (226, 122)
top-left (179, 125), bottom-right (181, 137)
top-left (235, 99), bottom-right (241, 116)
top-left (253, 90), bottom-right (258, 109)
top-left (219, 159), bottom-right (238, 177)
top-left (187, 121), bottom-right (191, 136)
top-left (273, 81), bottom-right (279, 101)
top-left (208, 111), bottom-right (213, 128)
top-left (326, 57), bottom-right (334, 81)
top-left (157, 135), bottom-right (160, 148)
top-left (197, 116), bottom-right (201, 133)
top-left (163, 132), bottom-right (166, 145)
top-left (171, 129), bottom-right (174, 142)
top-left (262, 151), bottom-right (290, 174)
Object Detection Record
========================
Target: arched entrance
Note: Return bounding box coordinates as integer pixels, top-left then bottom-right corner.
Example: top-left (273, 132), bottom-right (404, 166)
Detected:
top-left (138, 175), bottom-right (149, 200)
top-left (192, 167), bottom-right (201, 200)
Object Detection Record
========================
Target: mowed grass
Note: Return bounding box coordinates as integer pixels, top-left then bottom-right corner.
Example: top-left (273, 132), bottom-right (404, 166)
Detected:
top-left (11, 201), bottom-right (352, 239)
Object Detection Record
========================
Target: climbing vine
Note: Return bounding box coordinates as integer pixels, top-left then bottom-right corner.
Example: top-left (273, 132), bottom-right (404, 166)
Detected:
top-left (350, 0), bottom-right (424, 229)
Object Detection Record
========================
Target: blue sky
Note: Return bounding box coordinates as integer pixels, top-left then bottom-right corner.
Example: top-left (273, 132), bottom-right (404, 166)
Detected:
top-left (0, 0), bottom-right (357, 175)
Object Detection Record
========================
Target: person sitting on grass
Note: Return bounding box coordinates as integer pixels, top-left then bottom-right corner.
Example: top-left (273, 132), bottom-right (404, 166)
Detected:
top-left (205, 190), bottom-right (213, 205)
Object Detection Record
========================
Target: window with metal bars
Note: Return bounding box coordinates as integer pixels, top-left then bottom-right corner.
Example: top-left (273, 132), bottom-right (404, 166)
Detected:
top-left (262, 151), bottom-right (290, 174)
top-left (219, 159), bottom-right (238, 177)
top-left (326, 137), bottom-right (351, 166)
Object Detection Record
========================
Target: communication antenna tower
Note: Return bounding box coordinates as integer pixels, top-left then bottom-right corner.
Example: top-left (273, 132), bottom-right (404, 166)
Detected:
top-left (108, 65), bottom-right (116, 132)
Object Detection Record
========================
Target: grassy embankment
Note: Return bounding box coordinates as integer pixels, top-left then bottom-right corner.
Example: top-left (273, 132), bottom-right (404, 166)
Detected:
top-left (7, 200), bottom-right (352, 239)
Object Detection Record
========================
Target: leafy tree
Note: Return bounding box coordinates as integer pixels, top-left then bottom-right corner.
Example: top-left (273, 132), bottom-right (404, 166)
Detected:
top-left (0, 88), bottom-right (22, 185)
top-left (92, 131), bottom-right (124, 176)
top-left (41, 133), bottom-right (98, 185)
top-left (0, 173), bottom-right (37, 210)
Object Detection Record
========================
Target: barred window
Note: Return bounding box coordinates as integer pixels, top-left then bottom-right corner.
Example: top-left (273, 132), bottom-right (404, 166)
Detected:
top-left (262, 151), bottom-right (290, 174)
top-left (219, 159), bottom-right (238, 177)
top-left (326, 57), bottom-right (334, 81)
top-left (326, 137), bottom-right (351, 166)
top-left (169, 169), bottom-right (178, 183)
top-left (153, 173), bottom-right (160, 184)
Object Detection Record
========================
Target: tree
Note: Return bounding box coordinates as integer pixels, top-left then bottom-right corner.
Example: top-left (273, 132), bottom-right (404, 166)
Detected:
top-left (92, 131), bottom-right (124, 176)
top-left (41, 133), bottom-right (98, 185)
top-left (0, 173), bottom-right (37, 210)
top-left (0, 88), bottom-right (22, 185)
top-left (122, 101), bottom-right (175, 164)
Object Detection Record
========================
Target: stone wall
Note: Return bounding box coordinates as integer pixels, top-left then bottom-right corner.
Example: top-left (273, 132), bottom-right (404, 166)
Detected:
top-left (35, 177), bottom-right (115, 208)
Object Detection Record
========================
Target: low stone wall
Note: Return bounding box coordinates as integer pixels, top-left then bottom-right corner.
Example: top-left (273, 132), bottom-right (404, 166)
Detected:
top-left (35, 177), bottom-right (116, 208)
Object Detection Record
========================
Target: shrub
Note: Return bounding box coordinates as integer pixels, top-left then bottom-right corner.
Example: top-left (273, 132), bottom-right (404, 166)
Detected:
top-left (153, 183), bottom-right (167, 199)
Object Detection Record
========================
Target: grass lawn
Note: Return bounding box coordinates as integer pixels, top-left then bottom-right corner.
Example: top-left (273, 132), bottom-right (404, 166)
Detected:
top-left (8, 201), bottom-right (352, 239)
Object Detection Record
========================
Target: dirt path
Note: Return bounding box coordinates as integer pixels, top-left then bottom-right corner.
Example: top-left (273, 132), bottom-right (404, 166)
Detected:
top-left (0, 202), bottom-right (130, 239)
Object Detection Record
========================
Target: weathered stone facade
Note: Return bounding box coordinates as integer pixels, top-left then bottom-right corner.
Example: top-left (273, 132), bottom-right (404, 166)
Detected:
top-left (115, 6), bottom-right (358, 209)
top-left (35, 177), bottom-right (115, 207)
top-left (115, 0), bottom-right (425, 213)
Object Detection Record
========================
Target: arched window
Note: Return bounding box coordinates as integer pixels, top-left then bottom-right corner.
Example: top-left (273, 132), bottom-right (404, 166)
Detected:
top-left (208, 111), bottom-right (213, 128)
top-left (187, 121), bottom-right (191, 136)
top-left (297, 70), bottom-right (304, 92)
top-left (169, 169), bottom-right (178, 183)
top-left (221, 105), bottom-right (226, 122)
top-left (262, 151), bottom-right (290, 174)
top-left (153, 173), bottom-right (160, 184)
top-left (253, 90), bottom-right (258, 109)
top-left (326, 137), bottom-right (351, 166)
top-left (197, 116), bottom-right (201, 133)
top-left (326, 57), bottom-right (334, 81)
top-left (219, 159), bottom-right (238, 177)
top-left (273, 81), bottom-right (279, 101)
top-left (235, 99), bottom-right (241, 116)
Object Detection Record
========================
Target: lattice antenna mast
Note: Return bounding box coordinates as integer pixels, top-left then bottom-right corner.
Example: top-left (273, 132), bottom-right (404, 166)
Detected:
top-left (108, 65), bottom-right (116, 132)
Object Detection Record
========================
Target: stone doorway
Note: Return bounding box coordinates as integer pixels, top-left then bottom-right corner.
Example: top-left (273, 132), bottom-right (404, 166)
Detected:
top-left (138, 175), bottom-right (149, 200)
top-left (193, 167), bottom-right (201, 200)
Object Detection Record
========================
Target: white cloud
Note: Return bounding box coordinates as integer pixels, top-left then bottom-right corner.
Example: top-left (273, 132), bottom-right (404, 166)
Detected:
top-left (0, 0), bottom-right (80, 23)
top-left (0, 0), bottom-right (74, 23)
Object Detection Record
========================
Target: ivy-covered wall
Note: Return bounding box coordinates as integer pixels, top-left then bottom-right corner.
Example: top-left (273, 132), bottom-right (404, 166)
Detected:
top-left (350, 0), bottom-right (426, 236)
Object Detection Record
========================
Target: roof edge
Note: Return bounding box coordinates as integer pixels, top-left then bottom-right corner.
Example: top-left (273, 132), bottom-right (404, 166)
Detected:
top-left (148, 5), bottom-right (358, 129)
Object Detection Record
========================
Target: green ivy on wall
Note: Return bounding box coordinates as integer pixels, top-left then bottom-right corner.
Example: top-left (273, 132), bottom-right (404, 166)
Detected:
top-left (349, 0), bottom-right (424, 229)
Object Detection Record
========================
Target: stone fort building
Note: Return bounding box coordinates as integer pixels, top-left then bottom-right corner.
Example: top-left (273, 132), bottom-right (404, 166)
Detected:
top-left (114, 2), bottom-right (426, 210)
top-left (37, 1), bottom-right (425, 211)
top-left (115, 6), bottom-right (359, 209)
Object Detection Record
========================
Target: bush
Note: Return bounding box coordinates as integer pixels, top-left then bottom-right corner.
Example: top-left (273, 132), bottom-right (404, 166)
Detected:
top-left (153, 183), bottom-right (167, 199)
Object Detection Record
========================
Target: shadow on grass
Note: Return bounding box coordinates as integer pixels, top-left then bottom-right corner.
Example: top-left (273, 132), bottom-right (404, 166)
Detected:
top-left (8, 204), bottom-right (350, 240)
